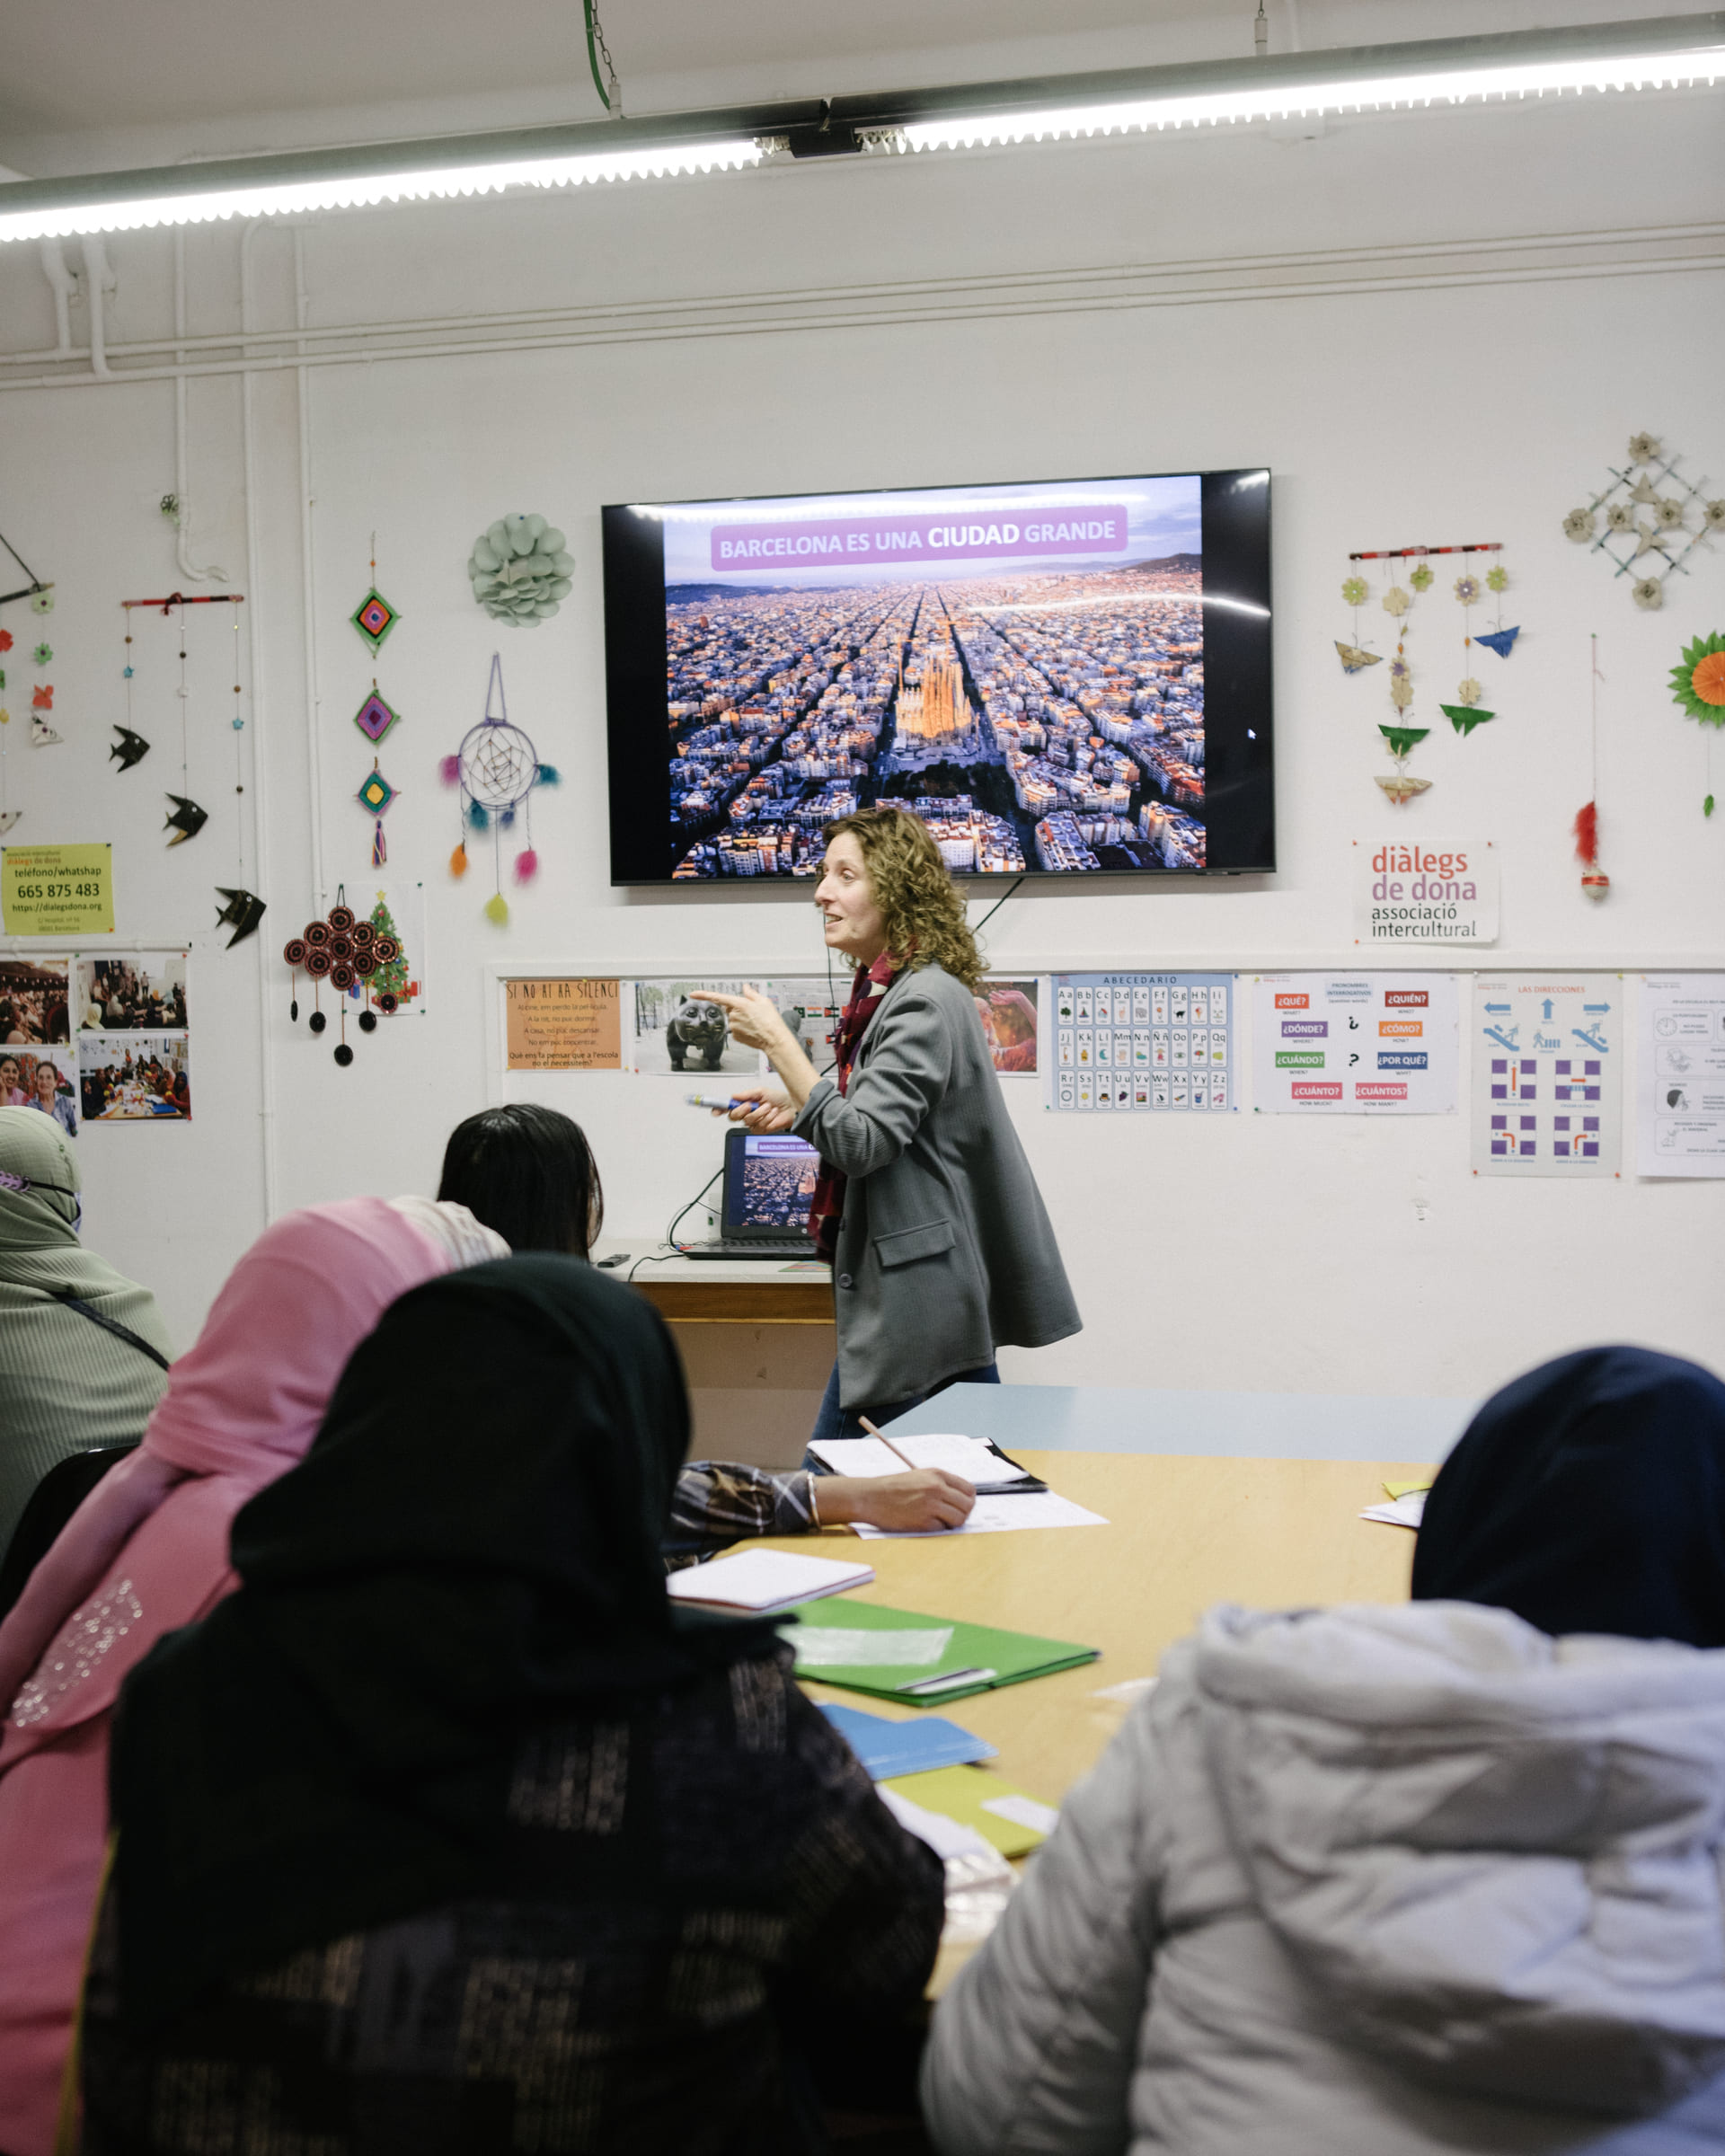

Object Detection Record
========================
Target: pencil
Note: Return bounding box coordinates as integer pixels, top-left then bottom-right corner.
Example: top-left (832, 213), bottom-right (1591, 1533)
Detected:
top-left (858, 1415), bottom-right (918, 1469)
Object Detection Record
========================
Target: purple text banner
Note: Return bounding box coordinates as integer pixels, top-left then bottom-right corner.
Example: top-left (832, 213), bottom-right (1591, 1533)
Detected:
top-left (709, 504), bottom-right (1131, 572)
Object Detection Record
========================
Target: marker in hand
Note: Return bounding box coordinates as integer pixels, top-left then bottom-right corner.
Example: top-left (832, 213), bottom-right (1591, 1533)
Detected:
top-left (686, 1093), bottom-right (749, 1111)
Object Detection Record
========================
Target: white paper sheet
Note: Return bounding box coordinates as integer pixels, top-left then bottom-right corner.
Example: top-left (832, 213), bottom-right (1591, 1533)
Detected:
top-left (853, 1493), bottom-right (1109, 1540)
top-left (810, 1433), bottom-right (1031, 1487)
top-left (791, 1626), bottom-right (954, 1668)
top-left (1638, 975), bottom-right (1725, 1177)
top-left (981, 1793), bottom-right (1061, 1835)
top-left (1360, 1491), bottom-right (1426, 1529)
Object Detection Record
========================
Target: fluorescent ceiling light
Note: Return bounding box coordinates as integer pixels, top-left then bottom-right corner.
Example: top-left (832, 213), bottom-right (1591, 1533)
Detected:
top-left (0, 142), bottom-right (762, 244)
top-left (0, 13), bottom-right (1716, 243)
top-left (900, 46), bottom-right (1724, 152)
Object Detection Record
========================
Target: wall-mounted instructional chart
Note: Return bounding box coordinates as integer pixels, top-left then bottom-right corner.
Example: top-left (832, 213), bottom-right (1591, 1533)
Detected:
top-left (1252, 974), bottom-right (1459, 1113)
top-left (1470, 975), bottom-right (1621, 1176)
top-left (1048, 973), bottom-right (1233, 1112)
top-left (1637, 975), bottom-right (1725, 1178)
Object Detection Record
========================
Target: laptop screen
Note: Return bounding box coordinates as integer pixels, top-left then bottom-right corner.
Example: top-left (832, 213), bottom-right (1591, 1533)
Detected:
top-left (723, 1130), bottom-right (820, 1236)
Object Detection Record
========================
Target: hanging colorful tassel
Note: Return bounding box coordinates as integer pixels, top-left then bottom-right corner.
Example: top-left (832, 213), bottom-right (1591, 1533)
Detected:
top-left (515, 847), bottom-right (539, 883)
top-left (371, 818), bottom-right (387, 868)
top-left (449, 842), bottom-right (469, 878)
top-left (439, 754), bottom-right (461, 785)
top-left (535, 763), bottom-right (561, 786)
top-left (467, 800), bottom-right (489, 830)
top-left (1573, 800), bottom-right (1609, 902)
top-left (484, 890), bottom-right (510, 925)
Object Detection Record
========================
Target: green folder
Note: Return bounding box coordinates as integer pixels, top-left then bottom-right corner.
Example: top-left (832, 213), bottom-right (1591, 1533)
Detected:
top-left (784, 1595), bottom-right (1098, 1706)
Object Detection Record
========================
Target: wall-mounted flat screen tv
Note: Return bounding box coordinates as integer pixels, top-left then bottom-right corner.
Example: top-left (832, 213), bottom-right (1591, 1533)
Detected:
top-left (602, 467), bottom-right (1271, 883)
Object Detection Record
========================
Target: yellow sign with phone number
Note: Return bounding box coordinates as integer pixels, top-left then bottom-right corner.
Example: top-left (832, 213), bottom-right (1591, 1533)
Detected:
top-left (1, 843), bottom-right (115, 935)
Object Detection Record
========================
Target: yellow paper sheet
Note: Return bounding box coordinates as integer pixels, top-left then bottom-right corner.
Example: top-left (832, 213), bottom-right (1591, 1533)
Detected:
top-left (880, 1763), bottom-right (1055, 1857)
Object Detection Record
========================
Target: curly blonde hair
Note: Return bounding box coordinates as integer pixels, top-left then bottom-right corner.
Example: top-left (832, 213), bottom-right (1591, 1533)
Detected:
top-left (822, 807), bottom-right (986, 993)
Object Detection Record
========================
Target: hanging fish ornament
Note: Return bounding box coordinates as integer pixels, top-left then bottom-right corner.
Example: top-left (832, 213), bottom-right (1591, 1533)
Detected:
top-left (164, 794), bottom-right (208, 845)
top-left (214, 887), bottom-right (268, 947)
top-left (109, 725), bottom-right (151, 770)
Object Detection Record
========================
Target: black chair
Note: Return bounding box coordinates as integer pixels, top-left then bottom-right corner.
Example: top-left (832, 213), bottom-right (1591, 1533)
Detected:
top-left (0, 1441), bottom-right (139, 1622)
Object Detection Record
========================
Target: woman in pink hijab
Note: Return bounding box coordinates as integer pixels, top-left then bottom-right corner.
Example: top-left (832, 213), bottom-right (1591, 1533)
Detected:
top-left (0, 1193), bottom-right (506, 2156)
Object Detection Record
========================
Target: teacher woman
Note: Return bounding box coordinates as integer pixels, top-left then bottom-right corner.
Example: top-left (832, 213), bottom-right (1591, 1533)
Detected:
top-left (709, 806), bottom-right (1081, 1446)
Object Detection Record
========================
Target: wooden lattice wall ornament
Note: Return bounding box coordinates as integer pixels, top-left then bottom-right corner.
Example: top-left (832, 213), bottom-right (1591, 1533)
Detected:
top-left (1562, 433), bottom-right (1725, 610)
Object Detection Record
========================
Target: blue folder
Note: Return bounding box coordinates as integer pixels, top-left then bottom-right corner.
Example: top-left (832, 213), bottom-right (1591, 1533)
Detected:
top-left (818, 1701), bottom-right (996, 1780)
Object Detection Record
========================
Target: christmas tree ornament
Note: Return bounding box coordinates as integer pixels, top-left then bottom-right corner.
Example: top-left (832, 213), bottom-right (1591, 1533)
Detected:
top-left (467, 515), bottom-right (574, 625)
top-left (441, 653), bottom-right (559, 921)
top-left (110, 726), bottom-right (150, 770)
top-left (1575, 635), bottom-right (1610, 898)
top-left (1669, 630), bottom-right (1725, 816)
top-left (366, 893), bottom-right (414, 1012)
top-left (1562, 433), bottom-right (1723, 611)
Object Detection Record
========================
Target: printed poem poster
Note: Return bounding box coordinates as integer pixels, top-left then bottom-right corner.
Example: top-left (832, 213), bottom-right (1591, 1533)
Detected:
top-left (505, 978), bottom-right (623, 1071)
top-left (1470, 975), bottom-right (1621, 1176)
top-left (1252, 974), bottom-right (1459, 1113)
top-left (1638, 975), bottom-right (1725, 1177)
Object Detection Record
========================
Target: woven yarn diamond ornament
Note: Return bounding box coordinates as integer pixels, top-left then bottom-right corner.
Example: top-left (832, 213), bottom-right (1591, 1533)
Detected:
top-left (440, 653), bottom-right (560, 922)
top-left (350, 588), bottom-right (400, 653)
top-left (467, 515), bottom-right (573, 625)
top-left (357, 761), bottom-right (397, 865)
top-left (353, 688), bottom-right (399, 743)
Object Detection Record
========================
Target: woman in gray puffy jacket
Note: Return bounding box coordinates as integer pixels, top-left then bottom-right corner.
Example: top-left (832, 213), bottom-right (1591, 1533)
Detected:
top-left (923, 1346), bottom-right (1725, 2156)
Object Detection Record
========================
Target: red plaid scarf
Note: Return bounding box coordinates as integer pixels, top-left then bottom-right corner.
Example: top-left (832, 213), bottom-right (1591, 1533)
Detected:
top-left (808, 952), bottom-right (896, 1259)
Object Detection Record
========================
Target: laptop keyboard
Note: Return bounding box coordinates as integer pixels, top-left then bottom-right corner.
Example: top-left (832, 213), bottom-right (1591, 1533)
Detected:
top-left (681, 1238), bottom-right (821, 1260)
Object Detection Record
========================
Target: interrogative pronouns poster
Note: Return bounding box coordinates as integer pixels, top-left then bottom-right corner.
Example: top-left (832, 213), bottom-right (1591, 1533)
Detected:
top-left (1047, 973), bottom-right (1234, 1111)
top-left (1470, 975), bottom-right (1621, 1176)
top-left (1637, 975), bottom-right (1725, 1178)
top-left (1252, 974), bottom-right (1459, 1113)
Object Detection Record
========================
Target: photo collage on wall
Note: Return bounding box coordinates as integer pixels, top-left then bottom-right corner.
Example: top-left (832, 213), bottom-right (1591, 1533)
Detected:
top-left (1047, 973), bottom-right (1233, 1111)
top-left (0, 952), bottom-right (193, 1134)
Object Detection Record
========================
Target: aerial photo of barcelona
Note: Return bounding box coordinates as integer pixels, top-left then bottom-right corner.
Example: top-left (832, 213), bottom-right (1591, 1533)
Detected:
top-left (654, 474), bottom-right (1206, 879)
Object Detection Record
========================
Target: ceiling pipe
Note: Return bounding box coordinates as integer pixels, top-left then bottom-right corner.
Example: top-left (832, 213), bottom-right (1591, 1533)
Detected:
top-left (37, 239), bottom-right (78, 356)
top-left (78, 234), bottom-right (117, 376)
top-left (0, 12), bottom-right (1716, 237)
top-left (169, 229), bottom-right (227, 578)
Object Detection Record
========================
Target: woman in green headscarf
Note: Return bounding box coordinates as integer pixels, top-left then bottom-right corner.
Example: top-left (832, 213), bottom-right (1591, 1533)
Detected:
top-left (0, 1108), bottom-right (172, 1564)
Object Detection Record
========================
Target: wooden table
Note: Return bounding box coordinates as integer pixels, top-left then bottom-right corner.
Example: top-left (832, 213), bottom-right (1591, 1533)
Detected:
top-left (756, 1448), bottom-right (1429, 1989)
top-left (777, 1450), bottom-right (1424, 1801)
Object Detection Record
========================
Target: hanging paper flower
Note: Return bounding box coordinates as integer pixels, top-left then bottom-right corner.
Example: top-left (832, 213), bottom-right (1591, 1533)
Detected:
top-left (0, 631), bottom-right (12, 653)
top-left (1627, 432), bottom-right (1661, 464)
top-left (1562, 508), bottom-right (1595, 543)
top-left (1389, 675), bottom-right (1414, 710)
top-left (1453, 575), bottom-right (1482, 606)
top-left (1340, 575), bottom-right (1368, 607)
top-left (1656, 497), bottom-right (1686, 530)
top-left (31, 643), bottom-right (51, 666)
top-left (1382, 585), bottom-right (1411, 617)
top-left (1408, 564), bottom-right (1434, 591)
top-left (1485, 564), bottom-right (1509, 592)
top-left (1456, 677), bottom-right (1483, 707)
top-left (1387, 656), bottom-right (1411, 686)
top-left (1705, 499), bottom-right (1725, 531)
top-left (467, 515), bottom-right (574, 626)
top-left (1669, 632), bottom-right (1725, 725)
top-left (1606, 502), bottom-right (1637, 533)
top-left (1632, 577), bottom-right (1664, 611)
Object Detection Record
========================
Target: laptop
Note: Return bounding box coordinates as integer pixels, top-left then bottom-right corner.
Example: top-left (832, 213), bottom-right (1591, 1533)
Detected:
top-left (681, 1129), bottom-right (822, 1259)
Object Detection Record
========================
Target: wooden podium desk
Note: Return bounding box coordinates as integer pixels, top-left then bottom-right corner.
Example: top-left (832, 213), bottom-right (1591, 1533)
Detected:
top-left (601, 1241), bottom-right (834, 1469)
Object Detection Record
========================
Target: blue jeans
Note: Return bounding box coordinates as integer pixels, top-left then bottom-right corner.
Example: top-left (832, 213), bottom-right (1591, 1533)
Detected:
top-left (806, 1359), bottom-right (1000, 1459)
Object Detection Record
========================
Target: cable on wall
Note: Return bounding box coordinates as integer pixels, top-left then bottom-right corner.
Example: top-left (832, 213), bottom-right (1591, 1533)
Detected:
top-left (582, 0), bottom-right (623, 116)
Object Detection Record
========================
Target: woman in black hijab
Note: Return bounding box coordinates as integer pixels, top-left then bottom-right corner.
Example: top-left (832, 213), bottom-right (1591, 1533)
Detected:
top-left (1413, 1344), bottom-right (1725, 1642)
top-left (81, 1255), bottom-right (943, 2152)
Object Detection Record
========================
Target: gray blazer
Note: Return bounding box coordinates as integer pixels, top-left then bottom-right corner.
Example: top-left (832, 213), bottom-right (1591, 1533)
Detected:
top-left (792, 962), bottom-right (1080, 1410)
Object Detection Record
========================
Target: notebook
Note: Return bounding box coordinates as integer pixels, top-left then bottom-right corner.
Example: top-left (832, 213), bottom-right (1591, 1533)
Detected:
top-left (818, 1701), bottom-right (996, 1780)
top-left (666, 1547), bottom-right (874, 1613)
top-left (809, 1432), bottom-right (1048, 1494)
top-left (785, 1595), bottom-right (1098, 1704)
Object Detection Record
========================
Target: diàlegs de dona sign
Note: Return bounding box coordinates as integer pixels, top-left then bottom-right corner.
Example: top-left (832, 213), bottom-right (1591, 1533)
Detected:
top-left (1353, 838), bottom-right (1498, 946)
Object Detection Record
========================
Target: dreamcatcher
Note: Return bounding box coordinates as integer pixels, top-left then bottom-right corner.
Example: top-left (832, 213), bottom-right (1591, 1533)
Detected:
top-left (442, 653), bottom-right (559, 924)
top-left (281, 889), bottom-right (402, 1067)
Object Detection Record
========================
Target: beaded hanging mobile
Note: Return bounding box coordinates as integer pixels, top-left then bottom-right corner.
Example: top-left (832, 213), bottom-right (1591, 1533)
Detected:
top-left (442, 653), bottom-right (559, 924)
top-left (281, 888), bottom-right (402, 1067)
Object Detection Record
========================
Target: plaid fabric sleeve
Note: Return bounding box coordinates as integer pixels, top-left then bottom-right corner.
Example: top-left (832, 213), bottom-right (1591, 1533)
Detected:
top-left (663, 1461), bottom-right (819, 1568)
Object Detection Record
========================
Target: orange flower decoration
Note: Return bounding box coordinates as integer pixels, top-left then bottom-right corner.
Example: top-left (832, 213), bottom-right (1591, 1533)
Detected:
top-left (31, 685), bottom-right (52, 709)
top-left (1694, 650), bottom-right (1725, 707)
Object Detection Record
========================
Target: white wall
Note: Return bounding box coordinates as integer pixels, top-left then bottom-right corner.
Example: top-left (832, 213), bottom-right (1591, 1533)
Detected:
top-left (0, 84), bottom-right (1721, 1399)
